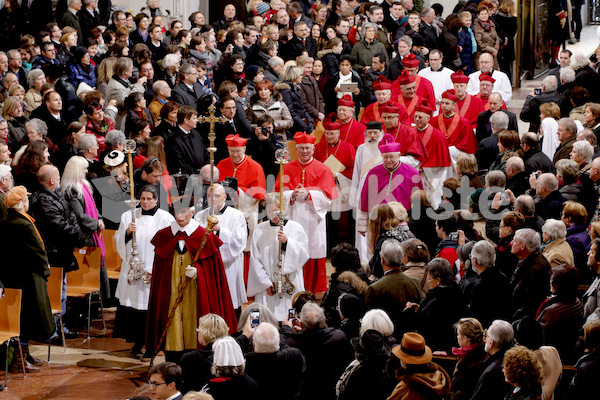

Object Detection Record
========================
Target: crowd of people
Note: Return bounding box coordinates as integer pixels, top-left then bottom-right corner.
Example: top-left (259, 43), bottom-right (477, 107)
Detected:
top-left (0, 0), bottom-right (599, 399)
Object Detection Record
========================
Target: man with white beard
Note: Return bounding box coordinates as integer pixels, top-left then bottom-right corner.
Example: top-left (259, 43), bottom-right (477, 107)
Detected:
top-left (194, 183), bottom-right (248, 314)
top-left (350, 121), bottom-right (384, 263)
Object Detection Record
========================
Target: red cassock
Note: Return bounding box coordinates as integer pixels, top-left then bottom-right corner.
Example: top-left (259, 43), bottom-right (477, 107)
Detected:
top-left (396, 94), bottom-right (434, 123)
top-left (361, 101), bottom-right (410, 125)
top-left (391, 75), bottom-right (436, 108)
top-left (338, 119), bottom-right (366, 149)
top-left (417, 125), bottom-right (452, 168)
top-left (455, 94), bottom-right (484, 128)
top-left (476, 94), bottom-right (507, 111)
top-left (314, 139), bottom-right (356, 180)
top-left (146, 226), bottom-right (238, 352)
top-left (384, 122), bottom-right (429, 163)
top-left (273, 159), bottom-right (337, 200)
top-left (217, 156), bottom-right (267, 199)
top-left (431, 113), bottom-right (478, 154)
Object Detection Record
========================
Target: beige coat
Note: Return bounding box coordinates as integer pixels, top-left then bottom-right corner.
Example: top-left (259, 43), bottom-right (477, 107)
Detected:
top-left (542, 237), bottom-right (574, 268)
top-left (472, 19), bottom-right (500, 69)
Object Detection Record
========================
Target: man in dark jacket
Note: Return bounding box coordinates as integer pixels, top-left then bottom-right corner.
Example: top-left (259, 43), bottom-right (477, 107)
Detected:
top-left (579, 157), bottom-right (600, 221)
top-left (475, 95), bottom-right (518, 143)
top-left (468, 241), bottom-right (511, 327)
top-left (510, 228), bottom-right (552, 320)
top-left (165, 106), bottom-right (207, 177)
top-left (171, 63), bottom-right (209, 108)
top-left (298, 56), bottom-right (325, 123)
top-left (246, 323), bottom-right (306, 400)
top-left (520, 132), bottom-right (555, 176)
top-left (30, 165), bottom-right (84, 339)
top-left (365, 239), bottom-right (422, 337)
top-left (280, 302), bottom-right (352, 400)
top-left (476, 110), bottom-right (508, 171)
top-left (520, 75), bottom-right (569, 133)
top-left (30, 91), bottom-right (68, 145)
top-left (552, 118), bottom-right (577, 163)
top-left (504, 156), bottom-right (530, 197)
top-left (61, 0), bottom-right (84, 46)
top-left (281, 21), bottom-right (317, 61)
top-left (533, 173), bottom-right (565, 221)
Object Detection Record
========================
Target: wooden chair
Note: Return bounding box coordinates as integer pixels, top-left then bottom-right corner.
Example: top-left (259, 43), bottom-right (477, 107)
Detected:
top-left (68, 247), bottom-right (106, 340)
top-left (0, 289), bottom-right (25, 389)
top-left (47, 267), bottom-right (66, 361)
top-left (103, 230), bottom-right (122, 280)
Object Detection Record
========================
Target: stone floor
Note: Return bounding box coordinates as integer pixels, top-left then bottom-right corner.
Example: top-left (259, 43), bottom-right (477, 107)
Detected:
top-left (1, 23), bottom-right (599, 400)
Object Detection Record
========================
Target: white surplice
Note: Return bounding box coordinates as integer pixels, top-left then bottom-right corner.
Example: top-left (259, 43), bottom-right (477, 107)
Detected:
top-left (247, 219), bottom-right (309, 320)
top-left (283, 190), bottom-right (331, 259)
top-left (115, 208), bottom-right (175, 310)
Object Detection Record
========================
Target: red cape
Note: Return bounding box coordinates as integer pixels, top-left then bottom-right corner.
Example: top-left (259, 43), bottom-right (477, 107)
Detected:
top-left (454, 94), bottom-right (484, 128)
top-left (417, 125), bottom-right (452, 168)
top-left (384, 123), bottom-right (429, 162)
top-left (360, 101), bottom-right (410, 126)
top-left (217, 156), bottom-right (267, 199)
top-left (338, 119), bottom-right (366, 149)
top-left (314, 139), bottom-right (356, 180)
top-left (146, 225), bottom-right (238, 352)
top-left (431, 113), bottom-right (477, 154)
top-left (274, 158), bottom-right (338, 200)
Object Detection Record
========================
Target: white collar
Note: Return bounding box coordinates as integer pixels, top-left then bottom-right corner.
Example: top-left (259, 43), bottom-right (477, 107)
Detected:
top-left (165, 392), bottom-right (182, 400)
top-left (170, 219), bottom-right (200, 236)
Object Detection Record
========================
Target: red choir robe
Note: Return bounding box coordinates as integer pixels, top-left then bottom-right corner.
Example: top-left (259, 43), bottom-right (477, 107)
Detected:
top-left (338, 119), bottom-right (366, 149)
top-left (274, 159), bottom-right (338, 200)
top-left (455, 94), bottom-right (484, 128)
top-left (384, 122), bottom-right (429, 163)
top-left (146, 226), bottom-right (238, 352)
top-left (431, 113), bottom-right (478, 154)
top-left (392, 75), bottom-right (436, 108)
top-left (416, 124), bottom-right (452, 168)
top-left (395, 93), bottom-right (434, 123)
top-left (314, 139), bottom-right (356, 180)
top-left (217, 155), bottom-right (267, 199)
top-left (476, 94), bottom-right (507, 111)
top-left (361, 101), bottom-right (409, 125)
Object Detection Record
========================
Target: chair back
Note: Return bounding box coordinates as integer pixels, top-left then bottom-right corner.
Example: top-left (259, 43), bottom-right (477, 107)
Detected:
top-left (67, 247), bottom-right (102, 296)
top-left (47, 267), bottom-right (64, 313)
top-left (0, 288), bottom-right (22, 343)
top-left (103, 229), bottom-right (122, 280)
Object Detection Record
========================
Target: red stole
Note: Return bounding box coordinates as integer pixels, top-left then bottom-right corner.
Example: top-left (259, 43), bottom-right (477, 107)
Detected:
top-left (437, 113), bottom-right (460, 139)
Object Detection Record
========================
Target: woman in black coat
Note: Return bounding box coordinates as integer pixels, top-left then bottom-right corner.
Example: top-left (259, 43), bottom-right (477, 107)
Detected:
top-left (274, 67), bottom-right (314, 137)
top-left (568, 319), bottom-right (600, 398)
top-left (440, 15), bottom-right (464, 71)
top-left (451, 318), bottom-right (489, 400)
top-left (323, 54), bottom-right (363, 116)
top-left (406, 258), bottom-right (465, 353)
top-left (494, 1), bottom-right (517, 81)
top-left (494, 211), bottom-right (523, 279)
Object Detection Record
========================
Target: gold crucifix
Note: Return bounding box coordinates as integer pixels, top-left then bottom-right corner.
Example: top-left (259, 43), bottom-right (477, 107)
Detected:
top-left (198, 104), bottom-right (228, 215)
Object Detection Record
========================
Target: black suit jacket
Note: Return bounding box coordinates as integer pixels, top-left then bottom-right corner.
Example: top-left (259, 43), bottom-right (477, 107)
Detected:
top-left (171, 82), bottom-right (207, 108)
top-left (419, 22), bottom-right (439, 50)
top-left (281, 36), bottom-right (317, 61)
top-left (510, 250), bottom-right (551, 319)
top-left (164, 126), bottom-right (207, 175)
top-left (21, 0), bottom-right (53, 36)
top-left (475, 109), bottom-right (518, 143)
top-left (30, 105), bottom-right (68, 145)
top-left (78, 8), bottom-right (101, 41)
top-left (476, 132), bottom-right (499, 171)
top-left (520, 90), bottom-right (570, 132)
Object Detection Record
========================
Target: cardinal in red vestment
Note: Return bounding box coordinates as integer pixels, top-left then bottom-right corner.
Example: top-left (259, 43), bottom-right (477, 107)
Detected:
top-left (392, 54), bottom-right (436, 108)
top-left (379, 102), bottom-right (428, 167)
top-left (315, 115), bottom-right (356, 179)
top-left (432, 89), bottom-right (478, 154)
top-left (361, 76), bottom-right (409, 125)
top-left (451, 70), bottom-right (484, 128)
top-left (337, 95), bottom-right (366, 149)
top-left (217, 134), bottom-right (266, 200)
top-left (146, 206), bottom-right (238, 360)
top-left (274, 132), bottom-right (337, 293)
top-left (475, 73), bottom-right (507, 111)
top-left (392, 71), bottom-right (434, 123)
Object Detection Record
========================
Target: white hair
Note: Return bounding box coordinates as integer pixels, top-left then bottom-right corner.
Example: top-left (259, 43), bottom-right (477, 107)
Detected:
top-left (163, 53), bottom-right (180, 68)
top-left (471, 240), bottom-right (496, 269)
top-left (514, 228), bottom-right (541, 253)
top-left (61, 156), bottom-right (91, 198)
top-left (360, 309), bottom-right (394, 337)
top-left (542, 75), bottom-right (558, 92)
top-left (560, 67), bottom-right (576, 83)
top-left (542, 218), bottom-right (567, 240)
top-left (572, 140), bottom-right (594, 163)
top-left (0, 164), bottom-right (11, 181)
top-left (487, 320), bottom-right (514, 349)
top-left (252, 323), bottom-right (280, 353)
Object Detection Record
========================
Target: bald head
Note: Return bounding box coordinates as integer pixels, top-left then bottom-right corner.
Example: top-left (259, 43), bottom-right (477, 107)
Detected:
top-left (207, 182), bottom-right (227, 211)
top-left (591, 157), bottom-right (600, 181)
top-left (505, 156), bottom-right (524, 178)
top-left (38, 164), bottom-right (60, 190)
top-left (199, 164), bottom-right (219, 183)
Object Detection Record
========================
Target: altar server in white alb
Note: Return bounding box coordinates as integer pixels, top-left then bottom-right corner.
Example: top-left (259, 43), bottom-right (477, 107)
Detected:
top-left (194, 183), bottom-right (248, 313)
top-left (247, 193), bottom-right (309, 321)
top-left (114, 185), bottom-right (175, 355)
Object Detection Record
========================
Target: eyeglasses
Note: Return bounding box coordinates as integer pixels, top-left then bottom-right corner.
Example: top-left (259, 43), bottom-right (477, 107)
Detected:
top-left (148, 381), bottom-right (167, 389)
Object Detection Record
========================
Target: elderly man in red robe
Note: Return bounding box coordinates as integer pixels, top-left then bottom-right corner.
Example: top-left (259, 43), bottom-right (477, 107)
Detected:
top-left (315, 116), bottom-right (357, 250)
top-left (217, 134), bottom-right (266, 284)
top-left (451, 70), bottom-right (484, 128)
top-left (475, 73), bottom-right (507, 111)
top-left (392, 54), bottom-right (435, 109)
top-left (392, 71), bottom-right (434, 123)
top-left (380, 102), bottom-right (428, 169)
top-left (337, 95), bottom-right (366, 149)
top-left (413, 100), bottom-right (453, 208)
top-left (146, 204), bottom-right (238, 363)
top-left (431, 89), bottom-right (477, 170)
top-left (274, 132), bottom-right (337, 294)
top-left (361, 76), bottom-right (409, 125)
top-left (358, 134), bottom-right (423, 234)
